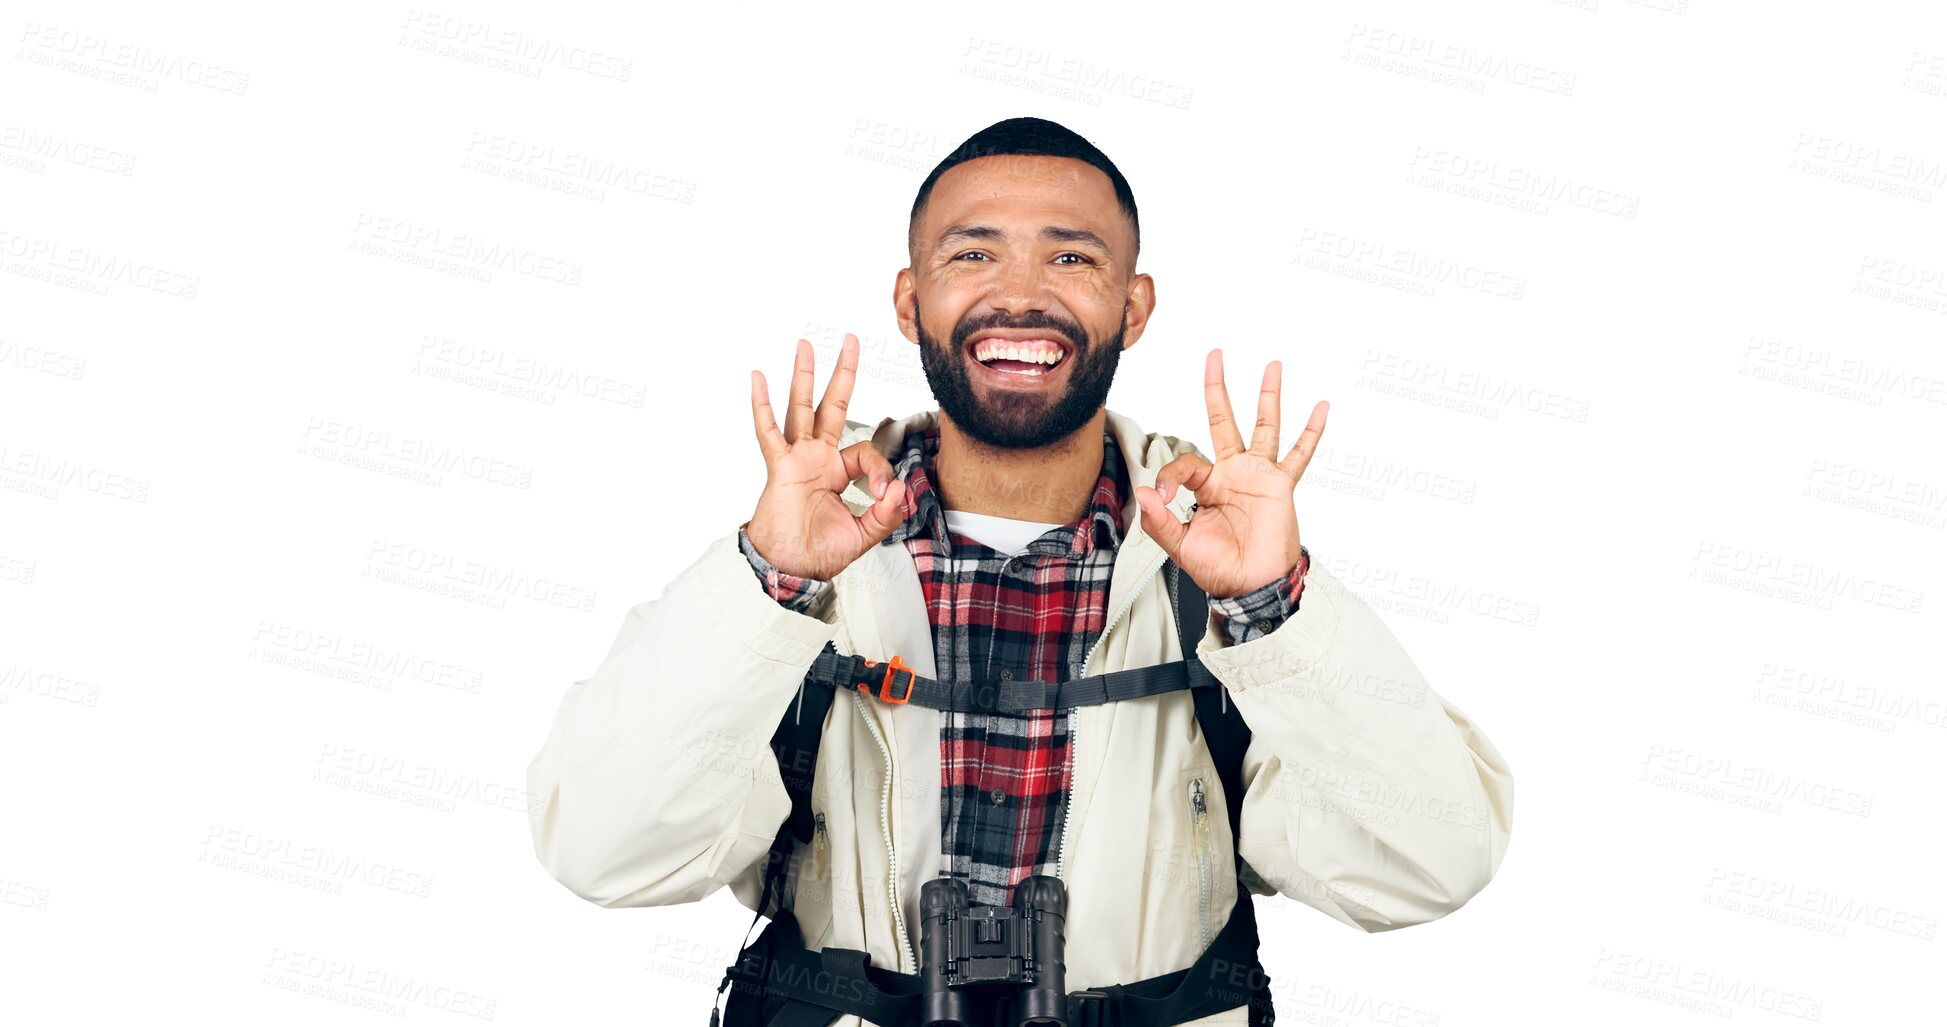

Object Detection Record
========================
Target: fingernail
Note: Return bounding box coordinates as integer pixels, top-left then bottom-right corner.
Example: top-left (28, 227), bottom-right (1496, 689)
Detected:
top-left (1160, 483), bottom-right (1173, 502)
top-left (873, 477), bottom-right (886, 498)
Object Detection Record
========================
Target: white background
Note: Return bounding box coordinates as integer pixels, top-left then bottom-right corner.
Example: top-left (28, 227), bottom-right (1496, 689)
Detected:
top-left (3, 1), bottom-right (1942, 1024)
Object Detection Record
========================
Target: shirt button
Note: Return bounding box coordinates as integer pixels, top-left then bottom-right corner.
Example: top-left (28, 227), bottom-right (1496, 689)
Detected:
top-left (1000, 668), bottom-right (1013, 681)
top-left (991, 787), bottom-right (1006, 805)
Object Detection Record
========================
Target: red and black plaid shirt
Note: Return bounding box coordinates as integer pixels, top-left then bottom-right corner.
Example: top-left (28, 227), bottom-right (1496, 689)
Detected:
top-left (739, 425), bottom-right (1307, 908)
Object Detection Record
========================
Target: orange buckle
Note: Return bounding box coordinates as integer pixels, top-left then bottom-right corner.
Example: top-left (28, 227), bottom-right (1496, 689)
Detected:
top-left (858, 655), bottom-right (915, 704)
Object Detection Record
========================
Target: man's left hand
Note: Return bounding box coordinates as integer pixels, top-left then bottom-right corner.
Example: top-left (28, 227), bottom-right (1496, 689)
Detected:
top-left (1134, 349), bottom-right (1327, 599)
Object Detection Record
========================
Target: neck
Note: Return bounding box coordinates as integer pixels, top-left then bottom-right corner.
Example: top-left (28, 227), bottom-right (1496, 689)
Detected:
top-left (931, 408), bottom-right (1106, 523)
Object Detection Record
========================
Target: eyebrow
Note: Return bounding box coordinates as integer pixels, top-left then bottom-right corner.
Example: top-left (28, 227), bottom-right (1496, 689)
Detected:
top-left (935, 224), bottom-right (1113, 254)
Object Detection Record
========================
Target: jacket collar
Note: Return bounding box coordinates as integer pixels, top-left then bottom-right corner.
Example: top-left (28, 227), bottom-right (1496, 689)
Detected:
top-left (878, 423), bottom-right (1128, 558)
top-left (838, 408), bottom-right (1202, 652)
top-left (842, 408), bottom-right (1200, 535)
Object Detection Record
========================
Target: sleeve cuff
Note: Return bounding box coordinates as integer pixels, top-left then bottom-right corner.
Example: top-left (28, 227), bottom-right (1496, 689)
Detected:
top-left (1208, 546), bottom-right (1309, 645)
top-left (738, 524), bottom-right (835, 616)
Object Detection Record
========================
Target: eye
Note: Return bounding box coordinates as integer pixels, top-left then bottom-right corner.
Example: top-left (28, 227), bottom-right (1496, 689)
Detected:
top-left (1053, 253), bottom-right (1095, 266)
top-left (952, 251), bottom-right (991, 262)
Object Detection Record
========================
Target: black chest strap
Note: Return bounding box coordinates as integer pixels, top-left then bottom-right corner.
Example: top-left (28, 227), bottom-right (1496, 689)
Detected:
top-left (803, 637), bottom-right (1227, 713)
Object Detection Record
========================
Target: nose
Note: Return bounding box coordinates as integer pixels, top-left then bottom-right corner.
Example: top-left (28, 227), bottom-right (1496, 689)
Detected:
top-left (988, 254), bottom-right (1055, 317)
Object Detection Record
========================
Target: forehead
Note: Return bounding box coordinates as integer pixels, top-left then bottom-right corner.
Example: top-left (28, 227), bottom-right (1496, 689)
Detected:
top-left (921, 154), bottom-right (1129, 245)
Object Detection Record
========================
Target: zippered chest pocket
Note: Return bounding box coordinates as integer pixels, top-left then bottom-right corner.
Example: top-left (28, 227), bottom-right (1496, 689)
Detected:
top-left (1188, 777), bottom-right (1215, 951)
top-left (793, 807), bottom-right (835, 950)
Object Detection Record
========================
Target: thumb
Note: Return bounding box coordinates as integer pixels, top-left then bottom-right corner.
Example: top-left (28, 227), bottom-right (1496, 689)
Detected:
top-left (1135, 484), bottom-right (1188, 558)
top-left (856, 478), bottom-right (907, 544)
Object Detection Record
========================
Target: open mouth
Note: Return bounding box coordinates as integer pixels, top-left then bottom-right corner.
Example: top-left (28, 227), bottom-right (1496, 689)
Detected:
top-left (966, 335), bottom-right (1071, 379)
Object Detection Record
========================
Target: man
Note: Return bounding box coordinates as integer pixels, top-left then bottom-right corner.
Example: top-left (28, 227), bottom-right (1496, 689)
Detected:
top-left (526, 117), bottom-right (1514, 1027)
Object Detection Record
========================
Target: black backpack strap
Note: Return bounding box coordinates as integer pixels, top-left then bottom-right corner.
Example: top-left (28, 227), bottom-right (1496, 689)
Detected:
top-left (1169, 560), bottom-right (1277, 1027)
top-left (711, 668), bottom-right (838, 1026)
top-left (1168, 562), bottom-right (1251, 850)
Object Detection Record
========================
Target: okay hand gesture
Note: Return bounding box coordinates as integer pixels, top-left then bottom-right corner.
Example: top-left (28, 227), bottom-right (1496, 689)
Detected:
top-left (1133, 350), bottom-right (1327, 598)
top-left (746, 335), bottom-right (908, 581)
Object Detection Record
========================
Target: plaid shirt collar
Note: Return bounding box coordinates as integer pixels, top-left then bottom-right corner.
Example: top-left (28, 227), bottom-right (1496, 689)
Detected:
top-left (880, 424), bottom-right (1128, 559)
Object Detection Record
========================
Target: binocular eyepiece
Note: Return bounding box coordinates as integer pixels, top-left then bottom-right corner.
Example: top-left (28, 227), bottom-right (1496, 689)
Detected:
top-left (919, 875), bottom-right (1069, 1027)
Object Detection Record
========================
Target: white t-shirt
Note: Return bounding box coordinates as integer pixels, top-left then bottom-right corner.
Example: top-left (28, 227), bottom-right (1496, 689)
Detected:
top-left (942, 509), bottom-right (1065, 557)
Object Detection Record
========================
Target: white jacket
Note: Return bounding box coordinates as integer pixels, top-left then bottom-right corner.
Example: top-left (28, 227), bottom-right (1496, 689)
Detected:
top-left (526, 407), bottom-right (1515, 1027)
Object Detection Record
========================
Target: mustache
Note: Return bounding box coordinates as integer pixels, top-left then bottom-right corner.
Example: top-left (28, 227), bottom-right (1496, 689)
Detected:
top-left (949, 317), bottom-right (1085, 351)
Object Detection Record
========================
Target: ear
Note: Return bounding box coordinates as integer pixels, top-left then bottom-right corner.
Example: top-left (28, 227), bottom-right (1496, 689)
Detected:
top-left (1120, 273), bottom-right (1156, 349)
top-left (892, 268), bottom-right (920, 345)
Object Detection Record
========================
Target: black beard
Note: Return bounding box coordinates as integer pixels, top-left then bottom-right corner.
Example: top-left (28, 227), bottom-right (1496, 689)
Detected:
top-left (913, 295), bottom-right (1124, 451)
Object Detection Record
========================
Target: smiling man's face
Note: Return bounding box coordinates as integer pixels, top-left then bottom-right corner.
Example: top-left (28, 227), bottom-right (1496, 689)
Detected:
top-left (896, 154), bottom-right (1155, 450)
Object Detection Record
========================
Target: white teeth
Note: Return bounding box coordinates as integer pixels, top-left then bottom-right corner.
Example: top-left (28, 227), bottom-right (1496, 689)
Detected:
top-left (974, 340), bottom-right (1063, 365)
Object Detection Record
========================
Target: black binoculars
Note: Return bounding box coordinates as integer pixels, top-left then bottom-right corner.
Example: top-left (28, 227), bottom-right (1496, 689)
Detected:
top-left (919, 875), bottom-right (1070, 1027)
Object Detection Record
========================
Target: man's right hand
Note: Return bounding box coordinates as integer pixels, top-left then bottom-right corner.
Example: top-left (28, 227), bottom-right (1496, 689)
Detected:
top-left (746, 334), bottom-right (907, 581)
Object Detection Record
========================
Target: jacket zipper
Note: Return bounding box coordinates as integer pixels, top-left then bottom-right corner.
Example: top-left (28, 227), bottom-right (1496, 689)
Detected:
top-left (1189, 777), bottom-right (1213, 951)
top-left (1057, 547), bottom-right (1169, 882)
top-left (810, 812), bottom-right (833, 948)
top-left (848, 688), bottom-right (917, 974)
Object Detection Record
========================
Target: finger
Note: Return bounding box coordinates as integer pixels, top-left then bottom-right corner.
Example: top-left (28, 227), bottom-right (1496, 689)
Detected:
top-left (1134, 484), bottom-right (1189, 559)
top-left (1152, 453), bottom-right (1212, 505)
top-left (1249, 361), bottom-right (1282, 459)
top-left (840, 439), bottom-right (896, 498)
top-left (1203, 349), bottom-right (1246, 461)
top-left (855, 478), bottom-right (908, 542)
top-left (1279, 400), bottom-right (1329, 481)
top-left (814, 334), bottom-right (860, 445)
top-left (751, 370), bottom-right (789, 463)
top-left (783, 339), bottom-right (817, 442)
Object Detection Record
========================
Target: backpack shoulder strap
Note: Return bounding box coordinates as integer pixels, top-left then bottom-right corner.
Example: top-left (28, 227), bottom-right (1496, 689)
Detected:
top-left (711, 669), bottom-right (838, 1026)
top-left (759, 667), bottom-right (837, 917)
top-left (1167, 560), bottom-right (1253, 859)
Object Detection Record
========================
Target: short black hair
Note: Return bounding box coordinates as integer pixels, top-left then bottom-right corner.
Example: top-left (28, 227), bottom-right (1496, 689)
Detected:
top-left (908, 116), bottom-right (1139, 266)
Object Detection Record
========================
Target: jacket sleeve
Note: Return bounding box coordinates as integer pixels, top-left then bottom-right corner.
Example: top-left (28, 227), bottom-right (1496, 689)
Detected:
top-left (525, 529), bottom-right (841, 908)
top-left (1194, 560), bottom-right (1514, 932)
